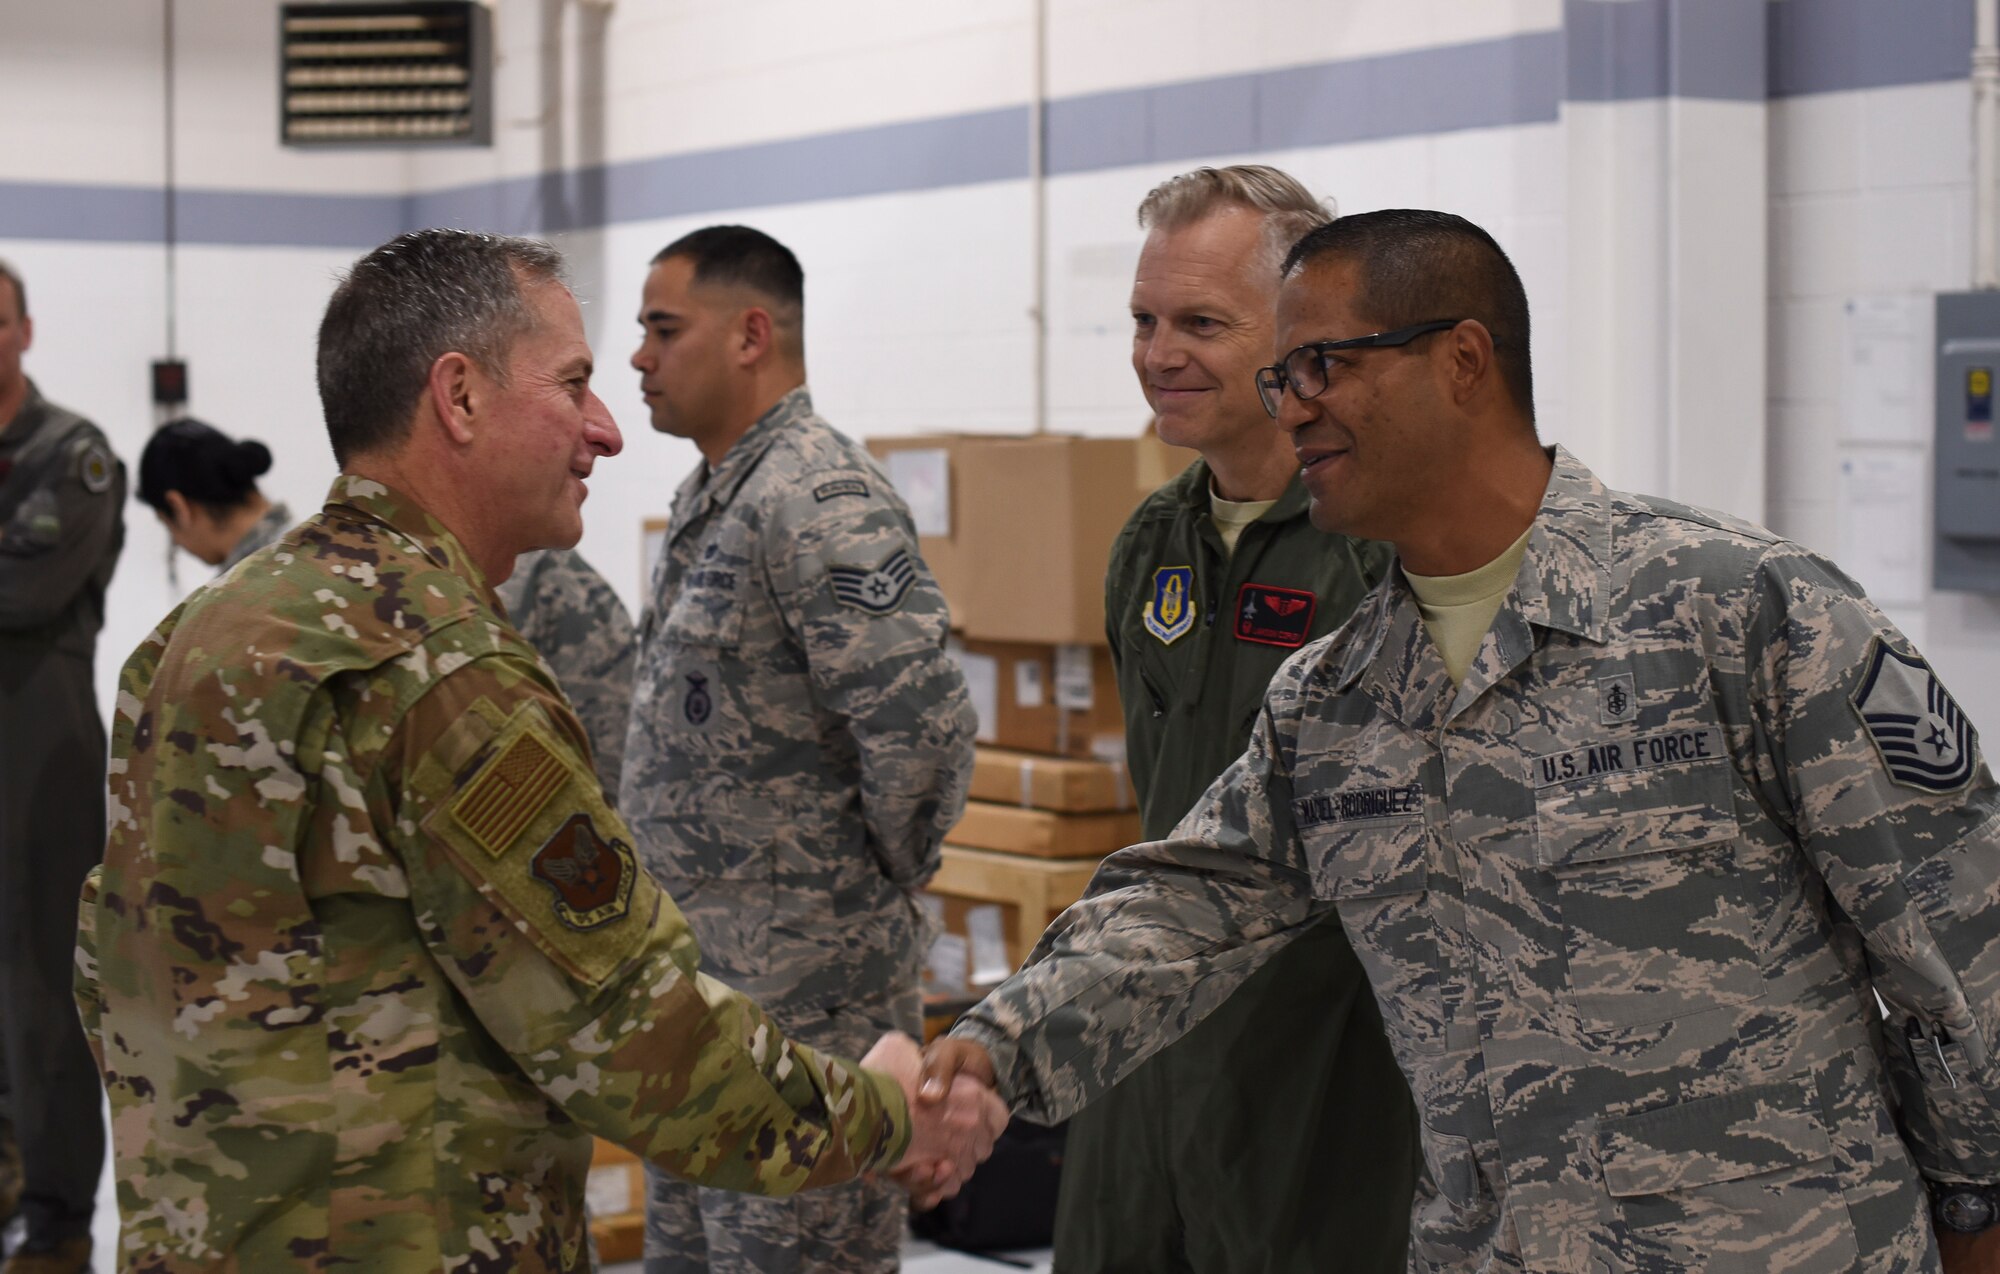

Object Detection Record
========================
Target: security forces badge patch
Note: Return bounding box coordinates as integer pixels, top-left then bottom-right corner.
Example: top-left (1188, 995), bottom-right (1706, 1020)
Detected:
top-left (829, 547), bottom-right (918, 614)
top-left (531, 812), bottom-right (637, 930)
top-left (1852, 636), bottom-right (1979, 793)
top-left (1144, 565), bottom-right (1196, 645)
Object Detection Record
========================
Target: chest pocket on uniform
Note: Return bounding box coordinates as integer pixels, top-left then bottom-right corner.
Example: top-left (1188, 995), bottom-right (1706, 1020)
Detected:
top-left (1305, 816), bottom-right (1446, 1056)
top-left (1534, 731), bottom-right (1768, 1033)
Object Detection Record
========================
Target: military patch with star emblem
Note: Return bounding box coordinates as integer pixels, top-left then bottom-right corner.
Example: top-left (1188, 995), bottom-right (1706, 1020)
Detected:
top-left (829, 547), bottom-right (918, 614)
top-left (1851, 637), bottom-right (1979, 793)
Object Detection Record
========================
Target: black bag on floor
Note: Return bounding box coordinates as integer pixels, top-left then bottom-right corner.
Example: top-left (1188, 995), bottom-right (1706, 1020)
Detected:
top-left (910, 1117), bottom-right (1067, 1253)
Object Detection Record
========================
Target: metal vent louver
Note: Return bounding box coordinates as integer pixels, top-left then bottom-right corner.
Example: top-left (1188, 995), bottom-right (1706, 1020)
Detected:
top-left (280, 2), bottom-right (491, 147)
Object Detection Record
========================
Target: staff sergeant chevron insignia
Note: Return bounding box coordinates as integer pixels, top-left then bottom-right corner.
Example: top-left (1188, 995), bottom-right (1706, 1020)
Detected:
top-left (828, 547), bottom-right (918, 615)
top-left (1851, 637), bottom-right (1979, 793)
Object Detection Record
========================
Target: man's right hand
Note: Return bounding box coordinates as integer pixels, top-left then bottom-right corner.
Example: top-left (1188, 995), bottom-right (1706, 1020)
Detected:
top-left (918, 1035), bottom-right (997, 1103)
top-left (861, 1033), bottom-right (1007, 1206)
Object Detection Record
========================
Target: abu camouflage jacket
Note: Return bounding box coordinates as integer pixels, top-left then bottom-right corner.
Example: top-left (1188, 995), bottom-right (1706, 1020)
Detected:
top-left (957, 447), bottom-right (2000, 1273)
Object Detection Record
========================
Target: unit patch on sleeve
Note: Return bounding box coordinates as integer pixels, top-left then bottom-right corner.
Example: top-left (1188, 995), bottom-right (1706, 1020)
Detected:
top-left (1851, 637), bottom-right (1979, 793)
top-left (78, 442), bottom-right (114, 494)
top-left (1234, 583), bottom-right (1316, 648)
top-left (829, 547), bottom-right (918, 614)
top-left (530, 813), bottom-right (638, 930)
top-left (1143, 566), bottom-right (1196, 645)
top-left (452, 727), bottom-right (570, 857)
top-left (814, 478), bottom-right (870, 503)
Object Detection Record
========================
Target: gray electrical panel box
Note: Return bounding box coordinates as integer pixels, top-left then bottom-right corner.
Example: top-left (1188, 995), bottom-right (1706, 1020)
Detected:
top-left (1935, 291), bottom-right (2000, 592)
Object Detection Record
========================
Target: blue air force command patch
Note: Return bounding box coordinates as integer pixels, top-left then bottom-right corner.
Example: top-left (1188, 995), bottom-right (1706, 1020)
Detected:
top-left (1143, 565), bottom-right (1196, 644)
top-left (1852, 637), bottom-right (1978, 793)
top-left (829, 547), bottom-right (918, 614)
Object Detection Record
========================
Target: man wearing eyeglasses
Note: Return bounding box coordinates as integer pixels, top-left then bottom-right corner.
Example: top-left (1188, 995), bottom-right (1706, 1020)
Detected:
top-left (1054, 166), bottom-right (1406, 1274)
top-left (921, 209), bottom-right (2000, 1271)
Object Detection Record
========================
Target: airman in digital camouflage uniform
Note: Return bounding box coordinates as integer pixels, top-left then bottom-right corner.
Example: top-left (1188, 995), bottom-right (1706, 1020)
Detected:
top-left (496, 548), bottom-right (636, 801)
top-left (626, 226), bottom-right (976, 1273)
top-left (135, 417), bottom-right (290, 577)
top-left (75, 229), bottom-right (1001, 1274)
top-left (0, 258), bottom-right (122, 1274)
top-left (923, 211), bottom-right (2000, 1272)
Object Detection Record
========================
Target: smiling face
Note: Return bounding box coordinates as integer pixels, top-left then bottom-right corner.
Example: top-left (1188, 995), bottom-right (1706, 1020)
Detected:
top-left (1129, 206), bottom-right (1279, 456)
top-left (1272, 255), bottom-right (1452, 541)
top-left (481, 277), bottom-right (621, 554)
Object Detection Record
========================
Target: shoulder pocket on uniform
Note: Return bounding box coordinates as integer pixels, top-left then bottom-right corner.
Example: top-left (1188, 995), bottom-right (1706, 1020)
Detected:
top-left (421, 702), bottom-right (660, 988)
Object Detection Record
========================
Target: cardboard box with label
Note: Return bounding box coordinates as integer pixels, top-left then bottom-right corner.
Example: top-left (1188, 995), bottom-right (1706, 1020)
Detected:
top-left (969, 747), bottom-right (1133, 812)
top-left (950, 801), bottom-right (1142, 859)
top-left (949, 638), bottom-right (1124, 760)
top-left (866, 432), bottom-right (1196, 645)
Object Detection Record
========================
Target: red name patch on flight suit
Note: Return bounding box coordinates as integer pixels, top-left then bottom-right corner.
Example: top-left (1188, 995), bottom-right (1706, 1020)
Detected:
top-left (1234, 583), bottom-right (1317, 648)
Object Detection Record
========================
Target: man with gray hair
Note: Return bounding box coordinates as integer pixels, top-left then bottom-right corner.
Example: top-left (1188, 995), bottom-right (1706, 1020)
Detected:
top-left (1052, 166), bottom-right (1411, 1273)
top-left (74, 228), bottom-right (1002, 1271)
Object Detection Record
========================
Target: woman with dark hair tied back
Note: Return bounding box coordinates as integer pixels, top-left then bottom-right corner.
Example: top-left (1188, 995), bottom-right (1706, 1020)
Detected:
top-left (136, 418), bottom-right (291, 572)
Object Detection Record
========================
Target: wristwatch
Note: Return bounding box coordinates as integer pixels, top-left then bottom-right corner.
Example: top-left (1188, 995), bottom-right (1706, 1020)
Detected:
top-left (1931, 1181), bottom-right (2000, 1234)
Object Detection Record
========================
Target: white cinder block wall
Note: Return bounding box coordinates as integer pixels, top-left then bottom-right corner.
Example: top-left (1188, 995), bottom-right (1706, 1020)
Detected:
top-left (2, 0), bottom-right (1997, 733)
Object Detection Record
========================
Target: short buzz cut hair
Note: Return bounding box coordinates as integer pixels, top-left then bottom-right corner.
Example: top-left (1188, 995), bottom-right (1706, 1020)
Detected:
top-left (1136, 165), bottom-right (1335, 275)
top-left (652, 225), bottom-right (805, 354)
top-left (1282, 209), bottom-right (1535, 423)
top-left (316, 228), bottom-right (566, 466)
top-left (0, 259), bottom-right (25, 320)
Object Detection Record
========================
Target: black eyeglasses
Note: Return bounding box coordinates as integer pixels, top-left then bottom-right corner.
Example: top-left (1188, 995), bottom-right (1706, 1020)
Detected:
top-left (1255, 319), bottom-right (1463, 418)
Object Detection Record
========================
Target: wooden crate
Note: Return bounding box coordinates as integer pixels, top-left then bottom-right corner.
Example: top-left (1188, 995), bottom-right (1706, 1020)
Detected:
top-left (587, 1139), bottom-right (644, 1263)
top-left (927, 844), bottom-right (1103, 972)
top-left (949, 801), bottom-right (1140, 859)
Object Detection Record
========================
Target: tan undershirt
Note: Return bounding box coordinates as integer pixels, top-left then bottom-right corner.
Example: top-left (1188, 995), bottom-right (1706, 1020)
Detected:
top-left (1209, 486), bottom-right (1280, 557)
top-left (1404, 524), bottom-right (1534, 686)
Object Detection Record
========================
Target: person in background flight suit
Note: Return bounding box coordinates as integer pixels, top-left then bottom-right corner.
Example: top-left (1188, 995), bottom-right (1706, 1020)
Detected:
top-left (74, 228), bottom-right (1003, 1272)
top-left (0, 258), bottom-right (122, 1274)
top-left (625, 224), bottom-right (977, 1274)
top-left (137, 417), bottom-right (291, 573)
top-left (496, 547), bottom-right (636, 801)
top-left (1058, 165), bottom-right (1409, 1274)
top-left (921, 210), bottom-right (2000, 1273)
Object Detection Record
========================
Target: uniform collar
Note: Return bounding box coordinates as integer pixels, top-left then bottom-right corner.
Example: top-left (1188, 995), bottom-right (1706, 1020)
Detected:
top-left (1323, 444), bottom-right (1612, 694)
top-left (322, 474), bottom-right (495, 602)
top-left (1173, 456), bottom-right (1315, 524)
top-left (218, 501), bottom-right (294, 572)
top-left (671, 385), bottom-right (813, 532)
top-left (0, 379), bottom-right (49, 448)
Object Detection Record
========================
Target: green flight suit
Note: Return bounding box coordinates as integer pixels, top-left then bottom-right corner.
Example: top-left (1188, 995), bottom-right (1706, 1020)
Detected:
top-left (1052, 458), bottom-right (1414, 1274)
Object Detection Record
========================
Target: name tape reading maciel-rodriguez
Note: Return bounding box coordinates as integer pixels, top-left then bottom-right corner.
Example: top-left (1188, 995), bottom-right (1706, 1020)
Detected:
top-left (1531, 725), bottom-right (1724, 789)
top-left (1295, 782), bottom-right (1424, 828)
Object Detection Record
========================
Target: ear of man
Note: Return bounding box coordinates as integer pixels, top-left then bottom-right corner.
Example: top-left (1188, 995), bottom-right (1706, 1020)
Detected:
top-left (736, 304), bottom-right (775, 368)
top-left (425, 350), bottom-right (482, 447)
top-left (1440, 319), bottom-right (1499, 409)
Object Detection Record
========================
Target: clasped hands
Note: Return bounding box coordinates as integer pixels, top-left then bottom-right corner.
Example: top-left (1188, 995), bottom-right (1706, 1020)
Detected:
top-left (860, 1033), bottom-right (1004, 1208)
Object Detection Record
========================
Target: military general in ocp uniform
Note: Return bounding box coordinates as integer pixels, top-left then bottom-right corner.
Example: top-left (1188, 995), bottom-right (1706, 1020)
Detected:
top-left (0, 258), bottom-right (122, 1274)
top-left (625, 225), bottom-right (976, 1273)
top-left (75, 229), bottom-right (1003, 1273)
top-left (922, 211), bottom-right (2000, 1272)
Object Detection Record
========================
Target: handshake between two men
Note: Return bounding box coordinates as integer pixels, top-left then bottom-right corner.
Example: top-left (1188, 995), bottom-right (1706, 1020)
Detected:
top-left (861, 1033), bottom-right (1007, 1208)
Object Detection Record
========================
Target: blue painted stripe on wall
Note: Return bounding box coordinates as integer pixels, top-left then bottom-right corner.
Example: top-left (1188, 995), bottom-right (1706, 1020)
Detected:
top-left (1770, 0), bottom-right (1972, 97)
top-left (1566, 0), bottom-right (1768, 102)
top-left (1046, 33), bottom-right (1565, 175)
top-left (0, 2), bottom-right (1977, 248)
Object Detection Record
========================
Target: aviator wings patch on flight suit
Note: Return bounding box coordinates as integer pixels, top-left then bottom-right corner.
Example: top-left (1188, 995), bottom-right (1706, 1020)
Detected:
top-left (953, 446), bottom-right (2000, 1273)
top-left (75, 476), bottom-right (908, 1273)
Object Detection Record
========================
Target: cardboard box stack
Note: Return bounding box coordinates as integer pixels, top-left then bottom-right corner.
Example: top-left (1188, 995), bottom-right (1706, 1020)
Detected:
top-left (867, 432), bottom-right (1195, 998)
top-left (586, 1139), bottom-right (645, 1262)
